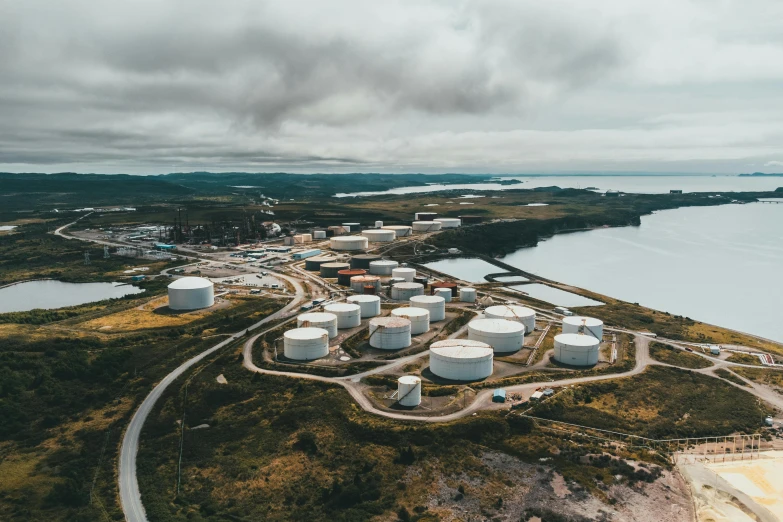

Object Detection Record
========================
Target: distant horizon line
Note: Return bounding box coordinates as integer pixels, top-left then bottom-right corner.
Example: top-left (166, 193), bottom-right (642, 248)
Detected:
top-left (0, 170), bottom-right (768, 177)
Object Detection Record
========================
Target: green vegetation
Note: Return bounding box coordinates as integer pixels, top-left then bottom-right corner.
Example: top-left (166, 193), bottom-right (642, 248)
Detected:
top-left (649, 342), bottom-right (713, 369)
top-left (713, 368), bottom-right (750, 387)
top-left (726, 352), bottom-right (763, 366)
top-left (732, 367), bottom-right (783, 389)
top-left (533, 366), bottom-right (764, 439)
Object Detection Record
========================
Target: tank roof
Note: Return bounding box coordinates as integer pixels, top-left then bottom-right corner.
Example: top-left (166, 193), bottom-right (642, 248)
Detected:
top-left (347, 294), bottom-right (381, 302)
top-left (398, 375), bottom-right (421, 384)
top-left (298, 312), bottom-right (337, 322)
top-left (485, 305), bottom-right (536, 318)
top-left (392, 307), bottom-right (429, 318)
top-left (168, 277), bottom-right (213, 290)
top-left (469, 318), bottom-right (525, 334)
top-left (370, 317), bottom-right (411, 327)
top-left (555, 333), bottom-right (600, 346)
top-left (562, 316), bottom-right (603, 327)
top-left (324, 303), bottom-right (361, 312)
top-left (284, 327), bottom-right (329, 340)
top-left (430, 339), bottom-right (493, 359)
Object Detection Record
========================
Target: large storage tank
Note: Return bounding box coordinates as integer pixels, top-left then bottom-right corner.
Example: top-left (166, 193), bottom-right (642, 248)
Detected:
top-left (485, 305), bottom-right (536, 335)
top-left (350, 275), bottom-right (381, 293)
top-left (434, 218), bottom-right (461, 228)
top-left (347, 295), bottom-right (381, 318)
top-left (337, 268), bottom-right (366, 286)
top-left (330, 236), bottom-right (368, 251)
top-left (297, 312), bottom-right (338, 338)
top-left (392, 267), bottom-right (416, 282)
top-left (369, 317), bottom-right (412, 350)
top-left (284, 327), bottom-right (329, 360)
top-left (391, 307), bottom-right (430, 335)
top-left (412, 221), bottom-right (442, 232)
top-left (430, 281), bottom-right (458, 297)
top-left (168, 277), bottom-right (214, 310)
top-left (362, 229), bottom-right (396, 242)
top-left (409, 295), bottom-right (446, 321)
top-left (414, 212), bottom-right (438, 221)
top-left (350, 254), bottom-right (381, 269)
top-left (468, 318), bottom-right (525, 353)
top-left (429, 339), bottom-right (493, 381)
top-left (554, 333), bottom-right (600, 366)
top-left (305, 256), bottom-right (332, 271)
top-left (382, 225), bottom-right (412, 237)
top-left (320, 262), bottom-right (350, 278)
top-left (324, 303), bottom-right (362, 329)
top-left (562, 316), bottom-right (604, 341)
top-left (434, 287), bottom-right (452, 303)
top-left (460, 287), bottom-right (477, 302)
top-left (397, 376), bottom-right (422, 407)
top-left (391, 282), bottom-right (424, 300)
top-left (369, 260), bottom-right (399, 275)
top-left (313, 230), bottom-right (327, 239)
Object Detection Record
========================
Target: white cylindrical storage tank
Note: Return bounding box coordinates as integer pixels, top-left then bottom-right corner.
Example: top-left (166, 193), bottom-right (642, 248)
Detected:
top-left (361, 229), bottom-right (396, 243)
top-left (554, 333), bottom-right (600, 366)
top-left (561, 316), bottom-right (604, 341)
top-left (412, 221), bottom-right (442, 232)
top-left (468, 319), bottom-right (525, 353)
top-left (391, 282), bottom-right (424, 301)
top-left (283, 327), bottom-right (329, 360)
top-left (409, 295), bottom-right (446, 321)
top-left (324, 303), bottom-right (362, 329)
top-left (391, 307), bottom-right (430, 335)
top-left (397, 376), bottom-right (422, 407)
top-left (342, 222), bottom-right (360, 232)
top-left (382, 225), bottom-right (412, 237)
top-left (484, 305), bottom-right (536, 335)
top-left (369, 260), bottom-right (399, 275)
top-left (313, 230), bottom-right (327, 239)
top-left (434, 288), bottom-right (452, 303)
top-left (459, 287), bottom-right (477, 303)
top-left (350, 275), bottom-right (381, 294)
top-left (429, 340), bottom-right (493, 381)
top-left (434, 218), bottom-right (461, 228)
top-left (374, 221), bottom-right (383, 228)
top-left (392, 267), bottom-right (416, 282)
top-left (297, 312), bottom-right (338, 338)
top-left (346, 295), bottom-right (381, 318)
top-left (168, 277), bottom-right (214, 310)
top-left (369, 317), bottom-right (412, 350)
top-left (330, 236), bottom-right (368, 251)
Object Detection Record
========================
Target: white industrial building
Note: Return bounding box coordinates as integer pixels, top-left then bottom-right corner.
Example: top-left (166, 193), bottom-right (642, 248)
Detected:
top-left (484, 305), bottom-right (536, 335)
top-left (429, 339), bottom-right (494, 381)
top-left (409, 295), bottom-right (446, 321)
top-left (391, 282), bottom-right (424, 300)
top-left (468, 318), bottom-right (525, 353)
top-left (284, 328), bottom-right (330, 360)
top-left (561, 316), bottom-right (604, 341)
top-left (397, 376), bottom-right (422, 407)
top-left (297, 312), bottom-right (338, 338)
top-left (391, 307), bottom-right (430, 335)
top-left (346, 295), bottom-right (381, 318)
top-left (553, 333), bottom-right (600, 366)
top-left (168, 277), bottom-right (214, 310)
top-left (369, 317), bottom-right (412, 350)
top-left (330, 236), bottom-right (368, 251)
top-left (324, 303), bottom-right (362, 328)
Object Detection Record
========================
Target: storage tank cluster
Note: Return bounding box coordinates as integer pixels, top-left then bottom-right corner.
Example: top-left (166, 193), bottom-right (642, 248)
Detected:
top-left (346, 295), bottom-right (381, 318)
top-left (369, 317), bottom-right (412, 350)
top-left (430, 281), bottom-right (458, 297)
top-left (391, 307), bottom-right (430, 335)
top-left (324, 303), bottom-right (362, 329)
top-left (484, 305), bottom-right (536, 335)
top-left (392, 267), bottom-right (416, 281)
top-left (397, 376), bottom-right (422, 407)
top-left (468, 319), bottom-right (525, 353)
top-left (284, 328), bottom-right (329, 360)
top-left (337, 268), bottom-right (366, 286)
top-left (362, 229), bottom-right (396, 242)
top-left (297, 312), bottom-right (338, 338)
top-left (409, 295), bottom-right (446, 321)
top-left (305, 256), bottom-right (333, 271)
top-left (382, 225), bottom-right (412, 237)
top-left (391, 282), bottom-right (424, 300)
top-left (429, 339), bottom-right (493, 381)
top-left (168, 277), bottom-right (214, 310)
top-left (562, 316), bottom-right (604, 341)
top-left (369, 260), bottom-right (399, 275)
top-left (412, 221), bottom-right (442, 232)
top-left (554, 333), bottom-right (600, 366)
top-left (350, 254), bottom-right (381, 269)
top-left (330, 236), bottom-right (368, 251)
top-left (350, 275), bottom-right (381, 293)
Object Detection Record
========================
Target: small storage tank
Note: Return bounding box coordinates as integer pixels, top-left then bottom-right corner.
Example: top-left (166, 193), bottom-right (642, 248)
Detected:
top-left (337, 268), bottom-right (366, 286)
top-left (363, 285), bottom-right (376, 295)
top-left (562, 316), bottom-right (604, 341)
top-left (168, 277), bottom-right (214, 310)
top-left (382, 225), bottom-right (412, 237)
top-left (320, 262), bottom-right (350, 278)
top-left (305, 255), bottom-right (332, 271)
top-left (324, 303), bottom-right (362, 329)
top-left (554, 333), bottom-right (600, 366)
top-left (413, 275), bottom-right (429, 288)
top-left (391, 282), bottom-right (424, 300)
top-left (350, 275), bottom-right (381, 293)
top-left (397, 376), bottom-right (422, 407)
top-left (346, 295), bottom-right (381, 318)
top-left (294, 233), bottom-right (312, 243)
top-left (313, 230), bottom-right (327, 239)
top-left (283, 327), bottom-right (329, 360)
top-left (412, 221), bottom-right (442, 232)
top-left (392, 267), bottom-right (416, 282)
top-left (374, 221), bottom-right (383, 228)
top-left (369, 317), bottom-right (412, 350)
top-left (328, 225), bottom-right (347, 236)
top-left (414, 212), bottom-right (438, 221)
top-left (484, 305), bottom-right (536, 335)
top-left (429, 339), bottom-right (493, 381)
top-left (342, 222), bottom-right (361, 232)
top-left (409, 295), bottom-right (446, 321)
top-left (330, 236), bottom-right (368, 251)
top-left (434, 218), bottom-right (461, 228)
top-left (434, 287), bottom-right (452, 303)
top-left (362, 229), bottom-right (396, 242)
top-left (350, 254), bottom-right (381, 269)
top-left (430, 281), bottom-right (458, 297)
top-left (391, 307), bottom-right (430, 335)
top-left (369, 260), bottom-right (399, 275)
top-left (460, 287), bottom-right (477, 302)
top-left (297, 312), bottom-right (338, 338)
top-left (468, 318), bottom-right (525, 353)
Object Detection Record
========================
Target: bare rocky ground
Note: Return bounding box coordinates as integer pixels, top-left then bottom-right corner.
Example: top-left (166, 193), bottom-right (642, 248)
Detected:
top-left (409, 451), bottom-right (693, 522)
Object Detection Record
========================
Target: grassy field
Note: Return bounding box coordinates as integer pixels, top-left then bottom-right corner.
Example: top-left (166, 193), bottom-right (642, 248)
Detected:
top-left (732, 367), bottom-right (783, 389)
top-left (713, 368), bottom-right (751, 387)
top-left (649, 342), bottom-right (713, 369)
top-left (726, 352), bottom-right (764, 365)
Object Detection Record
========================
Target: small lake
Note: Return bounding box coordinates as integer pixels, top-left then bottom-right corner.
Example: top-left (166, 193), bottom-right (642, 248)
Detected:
top-left (504, 284), bottom-right (604, 308)
top-left (0, 280), bottom-right (145, 313)
top-left (422, 258), bottom-right (500, 283)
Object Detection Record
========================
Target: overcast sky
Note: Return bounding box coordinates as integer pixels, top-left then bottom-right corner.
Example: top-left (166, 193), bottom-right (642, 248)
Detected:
top-left (1, 0), bottom-right (782, 174)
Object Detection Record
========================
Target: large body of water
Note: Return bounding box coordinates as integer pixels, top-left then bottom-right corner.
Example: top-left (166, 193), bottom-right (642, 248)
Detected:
top-left (336, 175), bottom-right (783, 197)
top-left (0, 280), bottom-right (144, 313)
top-left (428, 203), bottom-right (783, 342)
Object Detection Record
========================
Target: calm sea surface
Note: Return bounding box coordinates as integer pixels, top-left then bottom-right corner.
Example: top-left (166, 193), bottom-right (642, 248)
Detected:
top-left (0, 280), bottom-right (144, 313)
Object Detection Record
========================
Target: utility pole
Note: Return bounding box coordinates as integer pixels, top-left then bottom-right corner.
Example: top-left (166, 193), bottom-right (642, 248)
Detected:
top-left (84, 252), bottom-right (91, 265)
